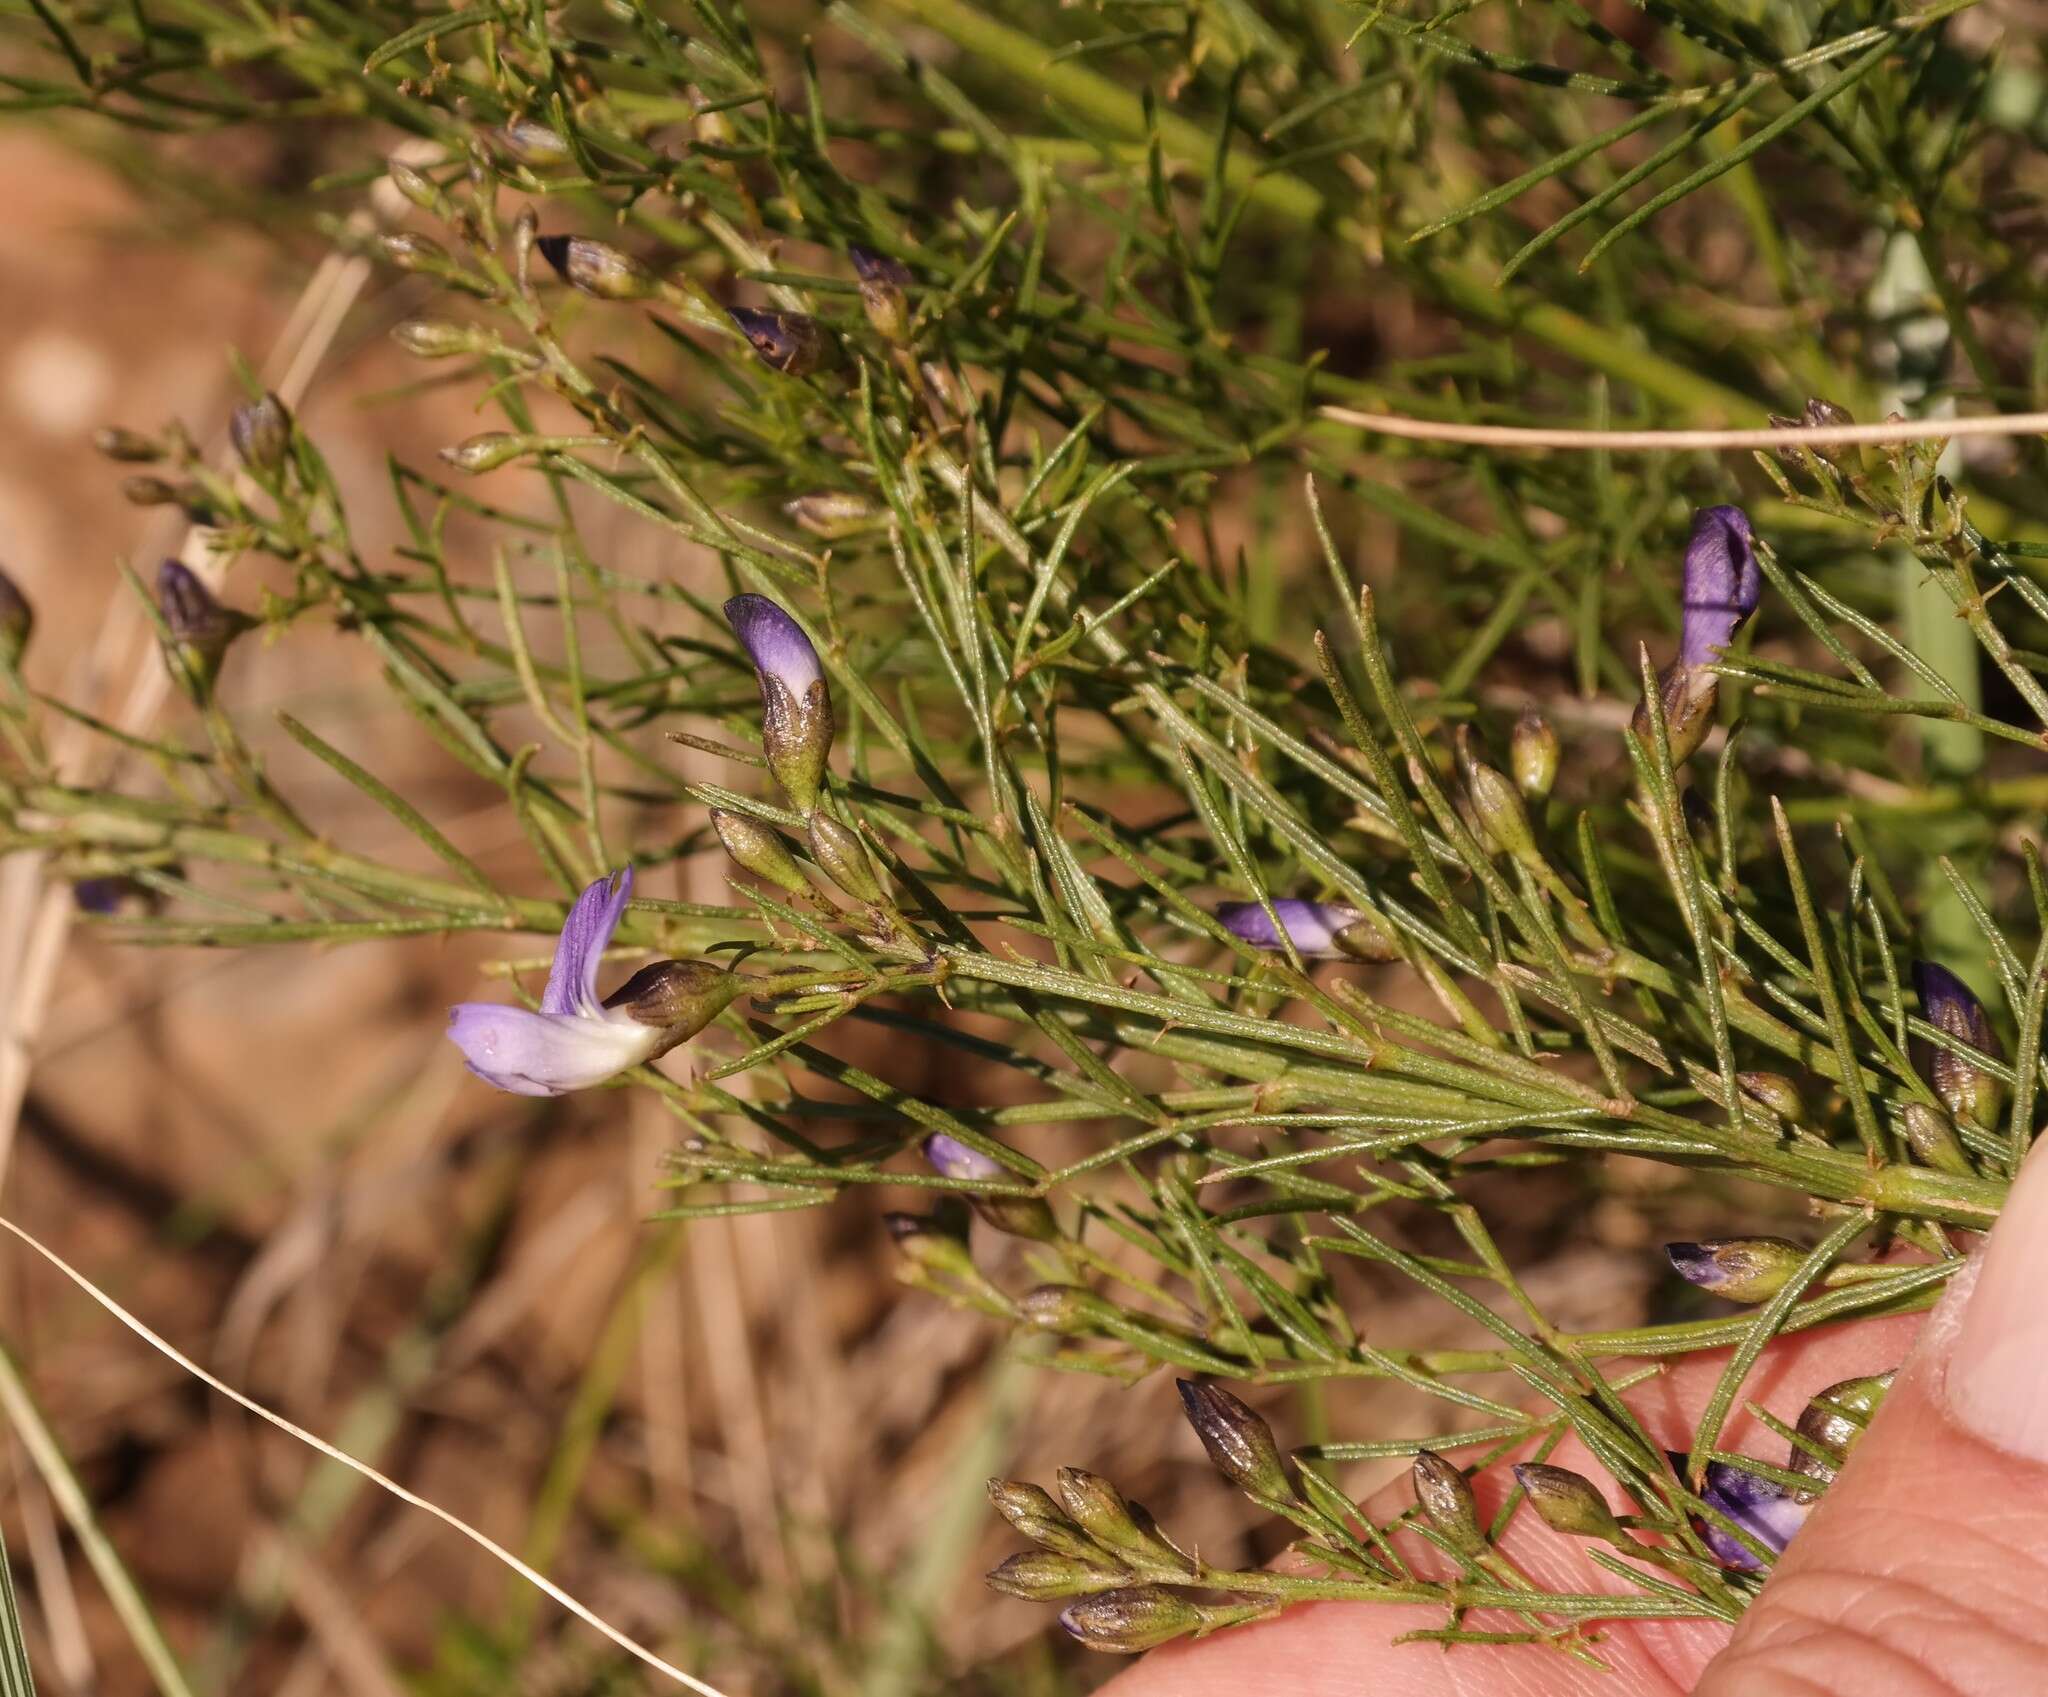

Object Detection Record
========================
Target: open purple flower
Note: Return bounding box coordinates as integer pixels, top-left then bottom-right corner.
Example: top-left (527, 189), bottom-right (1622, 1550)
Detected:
top-left (1217, 899), bottom-right (1362, 959)
top-left (726, 593), bottom-right (833, 813)
top-left (1677, 505), bottom-right (1761, 667)
top-left (923, 1133), bottom-right (1057, 1240)
top-left (923, 1131), bottom-right (1004, 1181)
top-left (1912, 959), bottom-right (2004, 1129)
top-left (1673, 1452), bottom-right (1811, 1571)
top-left (447, 868), bottom-right (737, 1095)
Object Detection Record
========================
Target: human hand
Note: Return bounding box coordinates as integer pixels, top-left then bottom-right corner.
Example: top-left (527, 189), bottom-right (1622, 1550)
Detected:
top-left (1101, 1150), bottom-right (2048, 1697)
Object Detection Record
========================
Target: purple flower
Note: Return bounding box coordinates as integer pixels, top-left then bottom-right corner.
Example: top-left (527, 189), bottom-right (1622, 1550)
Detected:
top-left (447, 869), bottom-right (736, 1095)
top-left (725, 594), bottom-right (833, 813)
top-left (728, 306), bottom-right (830, 375)
top-left (1677, 505), bottom-right (1761, 668)
top-left (1912, 960), bottom-right (2004, 1129)
top-left (923, 1132), bottom-right (1004, 1182)
top-left (1216, 899), bottom-right (1361, 958)
top-left (1673, 1452), bottom-right (1810, 1571)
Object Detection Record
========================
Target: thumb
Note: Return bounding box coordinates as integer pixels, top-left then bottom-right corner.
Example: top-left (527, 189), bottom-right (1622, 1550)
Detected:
top-left (1701, 1147), bottom-right (2048, 1696)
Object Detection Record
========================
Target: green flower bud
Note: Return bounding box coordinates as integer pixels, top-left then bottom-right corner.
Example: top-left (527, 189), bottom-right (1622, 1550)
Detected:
top-left (1017, 1283), bottom-right (1117, 1334)
top-left (1511, 707), bottom-right (1560, 800)
top-left (850, 246), bottom-right (913, 343)
top-left (883, 1209), bottom-right (980, 1280)
top-left (1457, 730), bottom-right (1534, 860)
top-left (806, 813), bottom-right (885, 906)
top-left (438, 433), bottom-right (531, 474)
top-left (387, 158), bottom-right (443, 213)
top-left (1901, 1102), bottom-right (1974, 1177)
top-left (228, 391), bottom-right (291, 476)
top-left (986, 1479), bottom-right (1107, 1563)
top-left (381, 231), bottom-right (452, 273)
top-left (536, 235), bottom-right (657, 302)
top-left (92, 426), bottom-right (162, 463)
top-left (1786, 1371), bottom-right (1892, 1497)
top-left (711, 809), bottom-right (812, 898)
top-left (1176, 1380), bottom-right (1293, 1503)
top-left (1057, 1586), bottom-right (1206, 1654)
top-left (1512, 1463), bottom-right (1620, 1538)
top-left (494, 117), bottom-right (571, 166)
top-left (1331, 913), bottom-right (1401, 963)
top-left (784, 492), bottom-right (879, 539)
top-left (1055, 1469), bottom-right (1161, 1560)
top-left (1737, 1071), bottom-right (1805, 1122)
top-left (599, 959), bottom-right (739, 1054)
top-left (985, 1549), bottom-right (1127, 1601)
top-left (1665, 1237), bottom-right (1808, 1304)
top-left (0, 567), bottom-right (33, 668)
top-left (394, 319), bottom-right (491, 359)
top-left (121, 475), bottom-right (184, 508)
top-left (1410, 1450), bottom-right (1486, 1556)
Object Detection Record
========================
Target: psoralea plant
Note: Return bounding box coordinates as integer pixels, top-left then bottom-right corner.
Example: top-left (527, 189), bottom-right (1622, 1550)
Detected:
top-left (4, 0), bottom-right (2048, 1687)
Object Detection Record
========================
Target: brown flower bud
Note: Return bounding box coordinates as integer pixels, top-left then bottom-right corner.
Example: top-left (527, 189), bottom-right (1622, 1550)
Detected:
top-left (1786, 1372), bottom-right (1892, 1497)
top-left (536, 235), bottom-right (657, 301)
top-left (228, 392), bottom-right (291, 475)
top-left (439, 433), bottom-right (531, 474)
top-left (1665, 1237), bottom-right (1808, 1304)
top-left (1737, 1071), bottom-right (1805, 1122)
top-left (985, 1550), bottom-right (1127, 1601)
top-left (784, 492), bottom-right (879, 539)
top-left (1410, 1450), bottom-right (1485, 1556)
top-left (1176, 1380), bottom-right (1293, 1503)
top-left (986, 1479), bottom-right (1106, 1562)
top-left (600, 959), bottom-right (739, 1052)
top-left (1057, 1586), bottom-right (1205, 1654)
top-left (0, 566), bottom-right (32, 668)
top-left (92, 426), bottom-right (162, 463)
top-left (711, 810), bottom-right (812, 899)
top-left (806, 813), bottom-right (884, 906)
top-left (494, 117), bottom-right (571, 166)
top-left (393, 319), bottom-right (491, 359)
top-left (381, 231), bottom-right (452, 273)
top-left (1901, 1102), bottom-right (1974, 1177)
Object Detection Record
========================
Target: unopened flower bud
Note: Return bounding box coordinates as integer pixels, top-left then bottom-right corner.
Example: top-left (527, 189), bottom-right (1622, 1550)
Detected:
top-left (229, 391), bottom-right (291, 475)
top-left (1912, 961), bottom-right (2004, 1131)
top-left (394, 319), bottom-right (491, 359)
top-left (725, 594), bottom-right (833, 813)
top-left (1410, 1450), bottom-right (1486, 1556)
top-left (1738, 1071), bottom-right (1805, 1122)
top-left (883, 1209), bottom-right (973, 1272)
top-left (785, 492), bottom-right (878, 538)
top-left (0, 567), bottom-right (32, 667)
top-left (1017, 1283), bottom-right (1116, 1333)
top-left (1466, 757), bottom-right (1534, 860)
top-left (381, 231), bottom-right (452, 273)
top-left (121, 475), bottom-right (184, 508)
top-left (1057, 1586), bottom-right (1205, 1654)
top-left (1664, 1237), bottom-right (1807, 1304)
top-left (1176, 1380), bottom-right (1293, 1503)
top-left (1055, 1469), bottom-right (1161, 1561)
top-left (922, 1133), bottom-right (1059, 1241)
top-left (387, 157), bottom-right (442, 213)
top-left (711, 809), bottom-right (811, 898)
top-left (439, 433), bottom-right (531, 474)
top-left (536, 235), bottom-right (657, 301)
top-left (599, 959), bottom-right (737, 1052)
top-left (92, 426), bottom-right (161, 463)
top-left (1332, 914), bottom-right (1401, 963)
top-left (806, 812), bottom-right (884, 905)
top-left (494, 117), bottom-right (571, 166)
top-left (1512, 1463), bottom-right (1621, 1539)
top-left (986, 1479), bottom-right (1104, 1562)
top-left (156, 560), bottom-right (244, 697)
top-left (1901, 1101), bottom-right (1974, 1177)
top-left (729, 306), bottom-right (831, 375)
top-left (1786, 1372), bottom-right (1891, 1496)
top-left (1633, 661), bottom-right (1720, 765)
top-left (1511, 708), bottom-right (1559, 800)
top-left (985, 1549), bottom-right (1127, 1601)
top-left (850, 245), bottom-right (912, 342)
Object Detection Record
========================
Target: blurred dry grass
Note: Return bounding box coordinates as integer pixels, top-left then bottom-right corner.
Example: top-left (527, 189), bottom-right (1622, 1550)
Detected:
top-left (0, 124), bottom-right (1799, 1696)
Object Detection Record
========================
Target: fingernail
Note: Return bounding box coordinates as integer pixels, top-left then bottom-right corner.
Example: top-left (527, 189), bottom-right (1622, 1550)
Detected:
top-left (1948, 1143), bottom-right (2048, 1457)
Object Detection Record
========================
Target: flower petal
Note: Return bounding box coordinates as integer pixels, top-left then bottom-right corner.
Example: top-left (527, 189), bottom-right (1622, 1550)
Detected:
top-left (447, 1002), bottom-right (657, 1096)
top-left (1678, 505), bottom-right (1760, 668)
top-left (724, 594), bottom-right (823, 698)
top-left (1672, 1451), bottom-right (1811, 1570)
top-left (541, 868), bottom-right (633, 1017)
top-left (1216, 898), bottom-right (1360, 957)
top-left (923, 1132), bottom-right (1004, 1182)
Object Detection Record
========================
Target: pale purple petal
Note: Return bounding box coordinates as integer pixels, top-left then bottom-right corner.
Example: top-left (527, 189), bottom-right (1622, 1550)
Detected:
top-left (1674, 1452), bottom-right (1811, 1570)
top-left (447, 1002), bottom-right (656, 1096)
top-left (1912, 960), bottom-right (1997, 1054)
top-left (923, 1132), bottom-right (1004, 1182)
top-left (1677, 506), bottom-right (1761, 668)
top-left (1216, 899), bottom-right (1360, 958)
top-left (725, 594), bottom-right (822, 697)
top-left (541, 868), bottom-right (633, 1017)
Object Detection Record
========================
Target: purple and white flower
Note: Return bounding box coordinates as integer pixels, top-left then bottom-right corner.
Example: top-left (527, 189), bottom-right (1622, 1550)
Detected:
top-left (922, 1133), bottom-right (1057, 1240)
top-left (447, 868), bottom-right (736, 1096)
top-left (726, 593), bottom-right (833, 814)
top-left (1674, 1451), bottom-right (1810, 1571)
top-left (1217, 899), bottom-right (1363, 959)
